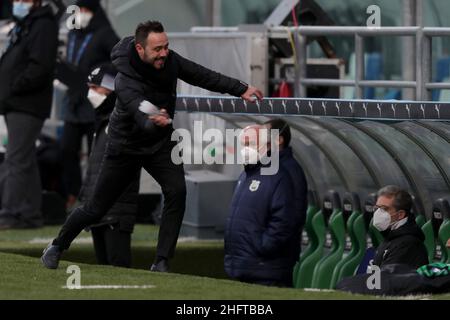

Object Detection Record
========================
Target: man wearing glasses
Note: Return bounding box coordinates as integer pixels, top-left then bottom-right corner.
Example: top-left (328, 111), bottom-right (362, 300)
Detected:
top-left (372, 185), bottom-right (428, 269)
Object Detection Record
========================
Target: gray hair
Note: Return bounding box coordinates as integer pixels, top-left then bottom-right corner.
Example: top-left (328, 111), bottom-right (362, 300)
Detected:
top-left (377, 185), bottom-right (412, 216)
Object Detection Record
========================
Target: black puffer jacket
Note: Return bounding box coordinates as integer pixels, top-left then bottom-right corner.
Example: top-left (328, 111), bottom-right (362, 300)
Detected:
top-left (79, 93), bottom-right (139, 232)
top-left (59, 7), bottom-right (119, 123)
top-left (337, 264), bottom-right (450, 296)
top-left (373, 218), bottom-right (429, 269)
top-left (0, 5), bottom-right (58, 120)
top-left (109, 36), bottom-right (248, 155)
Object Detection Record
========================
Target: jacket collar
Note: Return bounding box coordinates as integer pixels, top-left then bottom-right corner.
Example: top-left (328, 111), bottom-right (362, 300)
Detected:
top-left (14, 5), bottom-right (53, 27)
top-left (384, 217), bottom-right (425, 241)
top-left (279, 146), bottom-right (293, 160)
top-left (243, 147), bottom-right (292, 173)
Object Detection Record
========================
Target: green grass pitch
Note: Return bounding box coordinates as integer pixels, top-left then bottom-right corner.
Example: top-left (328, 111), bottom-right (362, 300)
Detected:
top-left (0, 225), bottom-right (448, 300)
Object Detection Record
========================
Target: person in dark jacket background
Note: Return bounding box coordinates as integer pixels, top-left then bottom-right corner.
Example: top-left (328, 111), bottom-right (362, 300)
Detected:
top-left (79, 65), bottom-right (139, 268)
top-left (0, 1), bottom-right (12, 19)
top-left (372, 185), bottom-right (428, 269)
top-left (0, 0), bottom-right (58, 229)
top-left (263, 118), bottom-right (308, 260)
top-left (225, 123), bottom-right (304, 287)
top-left (58, 0), bottom-right (119, 210)
top-left (42, 20), bottom-right (263, 271)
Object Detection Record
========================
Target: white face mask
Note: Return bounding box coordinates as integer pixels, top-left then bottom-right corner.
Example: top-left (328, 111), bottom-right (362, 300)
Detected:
top-left (78, 12), bottom-right (93, 29)
top-left (87, 89), bottom-right (107, 109)
top-left (240, 146), bottom-right (259, 165)
top-left (13, 2), bottom-right (33, 20)
top-left (372, 208), bottom-right (392, 231)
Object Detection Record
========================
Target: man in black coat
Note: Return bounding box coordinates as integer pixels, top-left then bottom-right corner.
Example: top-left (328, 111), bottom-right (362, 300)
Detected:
top-left (79, 65), bottom-right (139, 268)
top-left (42, 20), bottom-right (263, 271)
top-left (0, 0), bottom-right (58, 229)
top-left (58, 0), bottom-right (119, 210)
top-left (372, 185), bottom-right (428, 269)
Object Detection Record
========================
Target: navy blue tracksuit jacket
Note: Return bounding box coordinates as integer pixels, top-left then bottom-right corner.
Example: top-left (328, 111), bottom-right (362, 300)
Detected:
top-left (225, 147), bottom-right (307, 285)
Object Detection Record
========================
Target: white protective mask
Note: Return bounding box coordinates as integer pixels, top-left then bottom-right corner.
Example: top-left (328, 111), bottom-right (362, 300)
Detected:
top-left (87, 89), bottom-right (107, 109)
top-left (13, 2), bottom-right (33, 20)
top-left (78, 12), bottom-right (93, 29)
top-left (372, 208), bottom-right (392, 231)
top-left (240, 146), bottom-right (261, 166)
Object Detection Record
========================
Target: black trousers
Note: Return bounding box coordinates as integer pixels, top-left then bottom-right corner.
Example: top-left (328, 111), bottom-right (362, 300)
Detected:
top-left (91, 225), bottom-right (132, 268)
top-left (61, 122), bottom-right (94, 197)
top-left (0, 112), bottom-right (44, 226)
top-left (53, 139), bottom-right (186, 259)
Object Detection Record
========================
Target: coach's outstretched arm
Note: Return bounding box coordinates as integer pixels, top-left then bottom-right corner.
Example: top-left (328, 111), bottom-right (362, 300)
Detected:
top-left (174, 52), bottom-right (263, 103)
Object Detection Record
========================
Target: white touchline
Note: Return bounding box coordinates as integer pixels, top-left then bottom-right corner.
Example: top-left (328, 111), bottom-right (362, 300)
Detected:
top-left (303, 288), bottom-right (336, 293)
top-left (30, 237), bottom-right (92, 244)
top-left (62, 285), bottom-right (156, 290)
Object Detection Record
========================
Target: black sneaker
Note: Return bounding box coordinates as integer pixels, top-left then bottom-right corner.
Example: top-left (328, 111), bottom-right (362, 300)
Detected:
top-left (150, 258), bottom-right (169, 273)
top-left (41, 243), bottom-right (62, 269)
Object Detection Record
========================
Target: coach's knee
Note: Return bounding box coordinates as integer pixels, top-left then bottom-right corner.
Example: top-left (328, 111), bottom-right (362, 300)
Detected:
top-left (163, 183), bottom-right (186, 204)
top-left (75, 202), bottom-right (104, 222)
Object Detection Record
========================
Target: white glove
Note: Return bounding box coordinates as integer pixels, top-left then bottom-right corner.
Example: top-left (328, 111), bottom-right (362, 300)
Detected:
top-left (139, 100), bottom-right (160, 115)
top-left (139, 100), bottom-right (173, 125)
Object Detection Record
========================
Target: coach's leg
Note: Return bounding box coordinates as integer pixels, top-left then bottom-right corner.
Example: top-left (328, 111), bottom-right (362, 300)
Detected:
top-left (42, 150), bottom-right (140, 269)
top-left (143, 140), bottom-right (186, 268)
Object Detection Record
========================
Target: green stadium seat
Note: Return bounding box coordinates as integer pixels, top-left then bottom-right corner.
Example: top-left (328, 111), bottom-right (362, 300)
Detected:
top-left (434, 199), bottom-right (450, 263)
top-left (298, 203), bottom-right (320, 262)
top-left (311, 191), bottom-right (345, 289)
top-left (439, 219), bottom-right (450, 264)
top-left (331, 193), bottom-right (367, 288)
top-left (422, 199), bottom-right (448, 262)
top-left (416, 214), bottom-right (426, 228)
top-left (422, 220), bottom-right (436, 262)
top-left (293, 191), bottom-right (319, 287)
top-left (295, 191), bottom-right (341, 288)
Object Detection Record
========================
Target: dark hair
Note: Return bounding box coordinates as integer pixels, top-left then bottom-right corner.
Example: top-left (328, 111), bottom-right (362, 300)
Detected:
top-left (264, 119), bottom-right (291, 148)
top-left (377, 185), bottom-right (412, 216)
top-left (75, 0), bottom-right (99, 12)
top-left (135, 20), bottom-right (165, 47)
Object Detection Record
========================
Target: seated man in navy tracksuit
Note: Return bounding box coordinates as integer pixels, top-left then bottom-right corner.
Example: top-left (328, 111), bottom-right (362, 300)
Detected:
top-left (225, 121), bottom-right (307, 287)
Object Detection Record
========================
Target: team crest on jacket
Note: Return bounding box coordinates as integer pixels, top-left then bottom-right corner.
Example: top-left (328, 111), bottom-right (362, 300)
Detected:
top-left (249, 180), bottom-right (261, 192)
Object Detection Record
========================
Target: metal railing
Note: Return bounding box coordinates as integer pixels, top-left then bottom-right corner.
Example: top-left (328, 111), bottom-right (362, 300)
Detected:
top-left (176, 95), bottom-right (450, 121)
top-left (269, 25), bottom-right (450, 101)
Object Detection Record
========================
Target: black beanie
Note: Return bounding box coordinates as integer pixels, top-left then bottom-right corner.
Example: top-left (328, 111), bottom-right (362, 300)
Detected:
top-left (75, 0), bottom-right (100, 12)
